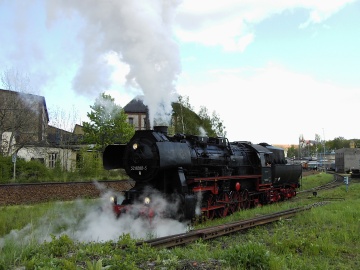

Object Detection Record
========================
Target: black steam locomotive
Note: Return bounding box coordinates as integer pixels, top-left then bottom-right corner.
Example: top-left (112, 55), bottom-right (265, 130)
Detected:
top-left (103, 126), bottom-right (302, 221)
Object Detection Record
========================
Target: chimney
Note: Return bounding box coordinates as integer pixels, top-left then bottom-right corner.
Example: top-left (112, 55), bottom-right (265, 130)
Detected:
top-left (154, 126), bottom-right (168, 135)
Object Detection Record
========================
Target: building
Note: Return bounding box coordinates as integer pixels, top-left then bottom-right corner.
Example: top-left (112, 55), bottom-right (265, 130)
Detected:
top-left (123, 96), bottom-right (150, 130)
top-left (73, 124), bottom-right (85, 136)
top-left (0, 89), bottom-right (81, 171)
top-left (45, 125), bottom-right (85, 171)
top-left (335, 148), bottom-right (360, 173)
top-left (0, 89), bottom-right (49, 156)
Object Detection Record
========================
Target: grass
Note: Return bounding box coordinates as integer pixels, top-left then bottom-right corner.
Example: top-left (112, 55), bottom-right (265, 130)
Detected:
top-left (0, 174), bottom-right (359, 269)
top-left (299, 171), bottom-right (334, 190)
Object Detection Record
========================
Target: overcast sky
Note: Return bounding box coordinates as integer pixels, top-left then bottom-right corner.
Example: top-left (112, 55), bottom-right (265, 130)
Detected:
top-left (1, 0), bottom-right (359, 145)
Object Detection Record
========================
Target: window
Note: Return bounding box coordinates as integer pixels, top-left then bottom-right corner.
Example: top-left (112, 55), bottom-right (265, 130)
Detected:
top-left (31, 158), bottom-right (45, 164)
top-left (48, 153), bottom-right (57, 168)
top-left (128, 117), bottom-right (134, 125)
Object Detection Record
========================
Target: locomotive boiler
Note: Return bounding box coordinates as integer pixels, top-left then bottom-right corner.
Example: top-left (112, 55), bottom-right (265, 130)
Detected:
top-left (103, 126), bottom-right (302, 221)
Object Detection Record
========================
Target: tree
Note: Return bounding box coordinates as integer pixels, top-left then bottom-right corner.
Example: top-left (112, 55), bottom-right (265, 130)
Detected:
top-left (327, 136), bottom-right (348, 150)
top-left (286, 145), bottom-right (298, 158)
top-left (82, 93), bottom-right (135, 151)
top-left (198, 106), bottom-right (216, 137)
top-left (352, 139), bottom-right (360, 148)
top-left (48, 105), bottom-right (80, 133)
top-left (211, 111), bottom-right (227, 137)
top-left (1, 68), bottom-right (35, 94)
top-left (172, 95), bottom-right (194, 134)
top-left (0, 68), bottom-right (46, 157)
top-left (171, 95), bottom-right (227, 137)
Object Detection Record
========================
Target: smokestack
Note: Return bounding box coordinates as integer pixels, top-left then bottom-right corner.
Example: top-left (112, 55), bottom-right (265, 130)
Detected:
top-left (154, 125), bottom-right (168, 135)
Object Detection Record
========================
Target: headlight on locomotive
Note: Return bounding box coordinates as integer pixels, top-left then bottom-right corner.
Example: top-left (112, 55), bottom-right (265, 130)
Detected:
top-left (110, 196), bottom-right (117, 205)
top-left (123, 138), bottom-right (160, 182)
top-left (132, 143), bottom-right (138, 150)
top-left (144, 197), bottom-right (151, 205)
top-left (120, 130), bottom-right (192, 182)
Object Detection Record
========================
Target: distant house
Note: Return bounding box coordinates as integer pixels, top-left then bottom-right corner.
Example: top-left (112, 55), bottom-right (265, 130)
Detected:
top-left (15, 141), bottom-right (76, 171)
top-left (0, 89), bottom-right (84, 171)
top-left (123, 96), bottom-right (150, 130)
top-left (0, 89), bottom-right (49, 155)
top-left (47, 125), bottom-right (84, 147)
top-left (46, 125), bottom-right (87, 171)
top-left (73, 124), bottom-right (85, 136)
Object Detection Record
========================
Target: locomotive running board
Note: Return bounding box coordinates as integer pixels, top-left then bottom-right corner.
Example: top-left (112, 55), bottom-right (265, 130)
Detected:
top-left (201, 205), bottom-right (225, 212)
top-left (190, 175), bottom-right (262, 183)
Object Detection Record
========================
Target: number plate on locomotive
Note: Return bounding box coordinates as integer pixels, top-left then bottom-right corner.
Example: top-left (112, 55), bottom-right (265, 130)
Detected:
top-left (131, 166), bottom-right (147, 171)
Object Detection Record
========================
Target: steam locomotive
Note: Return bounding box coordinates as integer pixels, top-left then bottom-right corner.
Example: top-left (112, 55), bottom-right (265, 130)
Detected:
top-left (103, 126), bottom-right (302, 221)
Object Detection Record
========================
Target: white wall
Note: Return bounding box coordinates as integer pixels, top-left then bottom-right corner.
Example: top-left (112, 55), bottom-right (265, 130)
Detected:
top-left (16, 146), bottom-right (76, 171)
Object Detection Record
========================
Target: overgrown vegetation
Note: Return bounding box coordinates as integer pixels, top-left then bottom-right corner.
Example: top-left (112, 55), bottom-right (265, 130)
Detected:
top-left (171, 95), bottom-right (226, 137)
top-left (0, 174), bottom-right (358, 269)
top-left (0, 152), bottom-right (126, 184)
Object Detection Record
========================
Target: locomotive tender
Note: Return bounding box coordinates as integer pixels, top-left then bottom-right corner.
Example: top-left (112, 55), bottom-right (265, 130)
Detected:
top-left (103, 126), bottom-right (302, 221)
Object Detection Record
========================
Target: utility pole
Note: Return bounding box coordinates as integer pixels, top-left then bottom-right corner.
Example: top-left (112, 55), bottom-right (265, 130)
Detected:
top-left (12, 153), bottom-right (17, 181)
top-left (323, 128), bottom-right (326, 172)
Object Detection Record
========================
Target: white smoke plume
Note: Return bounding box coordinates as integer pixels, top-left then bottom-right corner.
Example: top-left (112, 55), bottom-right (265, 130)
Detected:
top-left (198, 126), bottom-right (207, 136)
top-left (195, 191), bottom-right (203, 216)
top-left (0, 183), bottom-right (189, 248)
top-left (45, 0), bottom-right (182, 127)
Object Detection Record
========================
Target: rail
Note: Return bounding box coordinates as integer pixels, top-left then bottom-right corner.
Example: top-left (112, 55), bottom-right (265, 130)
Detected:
top-left (298, 172), bottom-right (345, 195)
top-left (135, 203), bottom-right (327, 249)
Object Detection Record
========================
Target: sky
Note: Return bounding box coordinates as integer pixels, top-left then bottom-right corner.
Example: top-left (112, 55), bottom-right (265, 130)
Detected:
top-left (1, 0), bottom-right (359, 145)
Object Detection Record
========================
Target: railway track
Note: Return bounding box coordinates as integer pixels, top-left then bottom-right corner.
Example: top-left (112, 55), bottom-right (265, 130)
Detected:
top-left (298, 172), bottom-right (345, 196)
top-left (0, 180), bottom-right (135, 205)
top-left (129, 173), bottom-right (347, 250)
top-left (2, 174), bottom-right (350, 250)
top-left (298, 180), bottom-right (342, 194)
top-left (133, 202), bottom-right (328, 249)
top-left (1, 172), bottom-right (348, 205)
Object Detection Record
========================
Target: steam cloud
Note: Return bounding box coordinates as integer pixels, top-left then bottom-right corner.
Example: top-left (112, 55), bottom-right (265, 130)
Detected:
top-left (1, 1), bottom-right (186, 248)
top-left (45, 0), bottom-right (182, 127)
top-left (0, 183), bottom-right (189, 248)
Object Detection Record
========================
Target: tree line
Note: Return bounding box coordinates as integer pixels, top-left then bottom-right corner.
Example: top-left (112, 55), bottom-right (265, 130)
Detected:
top-left (287, 137), bottom-right (360, 159)
top-left (81, 93), bottom-right (227, 151)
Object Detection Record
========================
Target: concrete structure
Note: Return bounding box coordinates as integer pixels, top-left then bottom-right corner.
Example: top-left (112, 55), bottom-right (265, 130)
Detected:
top-left (335, 148), bottom-right (360, 173)
top-left (16, 145), bottom-right (75, 171)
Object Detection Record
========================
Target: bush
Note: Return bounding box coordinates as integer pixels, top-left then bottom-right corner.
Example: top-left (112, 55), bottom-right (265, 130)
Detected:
top-left (0, 149), bottom-right (126, 183)
top-left (224, 241), bottom-right (270, 269)
top-left (76, 149), bottom-right (103, 178)
top-left (0, 156), bottom-right (12, 183)
top-left (0, 156), bottom-right (52, 183)
top-left (16, 159), bottom-right (52, 183)
top-left (75, 148), bottom-right (126, 180)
